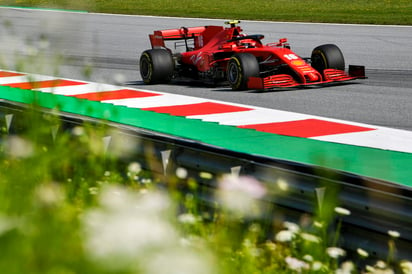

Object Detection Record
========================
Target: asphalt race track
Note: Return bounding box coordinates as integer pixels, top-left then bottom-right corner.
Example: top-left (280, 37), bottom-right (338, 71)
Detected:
top-left (0, 8), bottom-right (411, 130)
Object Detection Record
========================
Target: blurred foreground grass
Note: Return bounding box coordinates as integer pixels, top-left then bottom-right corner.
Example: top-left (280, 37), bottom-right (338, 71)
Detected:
top-left (0, 1), bottom-right (411, 272)
top-left (2, 0), bottom-right (412, 25)
top-left (0, 102), bottom-right (411, 273)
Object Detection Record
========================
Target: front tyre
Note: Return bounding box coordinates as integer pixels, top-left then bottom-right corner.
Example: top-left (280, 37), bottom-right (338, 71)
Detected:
top-left (227, 53), bottom-right (259, 91)
top-left (311, 44), bottom-right (345, 73)
top-left (140, 49), bottom-right (174, 84)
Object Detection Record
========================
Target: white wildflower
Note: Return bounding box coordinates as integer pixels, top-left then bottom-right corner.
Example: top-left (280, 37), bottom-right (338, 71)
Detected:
top-left (82, 186), bottom-right (178, 265)
top-left (199, 171), bottom-right (213, 180)
top-left (178, 213), bottom-right (198, 225)
top-left (365, 260), bottom-right (395, 274)
top-left (336, 261), bottom-right (355, 274)
top-left (312, 261), bottom-right (324, 271)
top-left (285, 256), bottom-right (309, 272)
top-left (366, 262), bottom-right (394, 274)
top-left (140, 178), bottom-right (152, 184)
top-left (276, 178), bottom-right (289, 191)
top-left (275, 230), bottom-right (294, 243)
top-left (388, 230), bottom-right (400, 238)
top-left (283, 221), bottom-right (300, 233)
top-left (334, 207), bottom-right (351, 216)
top-left (375, 260), bottom-right (387, 269)
top-left (217, 174), bottom-right (266, 217)
top-left (176, 167), bottom-right (188, 179)
top-left (127, 162), bottom-right (142, 174)
top-left (400, 260), bottom-right (412, 274)
top-left (314, 221), bottom-right (324, 228)
top-left (365, 267), bottom-right (394, 274)
top-left (365, 265), bottom-right (376, 273)
top-left (300, 232), bottom-right (321, 243)
top-left (4, 136), bottom-right (34, 158)
top-left (302, 254), bottom-right (313, 262)
top-left (326, 247), bottom-right (346, 259)
top-left (72, 126), bottom-right (85, 136)
top-left (357, 248), bottom-right (369, 258)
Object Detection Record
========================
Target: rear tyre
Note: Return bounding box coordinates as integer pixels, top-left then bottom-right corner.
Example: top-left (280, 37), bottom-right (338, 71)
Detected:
top-left (311, 44), bottom-right (345, 73)
top-left (140, 49), bottom-right (174, 84)
top-left (227, 53), bottom-right (259, 91)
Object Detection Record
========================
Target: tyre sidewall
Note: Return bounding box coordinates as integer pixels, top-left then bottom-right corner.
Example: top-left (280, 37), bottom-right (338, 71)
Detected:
top-left (227, 53), bottom-right (259, 91)
top-left (311, 44), bottom-right (345, 73)
top-left (140, 52), bottom-right (153, 84)
top-left (139, 49), bottom-right (174, 84)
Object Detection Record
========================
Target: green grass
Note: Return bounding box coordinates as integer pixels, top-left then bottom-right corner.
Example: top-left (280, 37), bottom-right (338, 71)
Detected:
top-left (3, 0), bottom-right (412, 25)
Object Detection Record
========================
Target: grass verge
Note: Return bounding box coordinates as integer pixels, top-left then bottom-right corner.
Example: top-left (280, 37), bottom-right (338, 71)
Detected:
top-left (2, 0), bottom-right (412, 25)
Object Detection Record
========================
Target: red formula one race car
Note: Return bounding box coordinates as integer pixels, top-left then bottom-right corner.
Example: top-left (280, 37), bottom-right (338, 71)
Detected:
top-left (139, 20), bottom-right (365, 90)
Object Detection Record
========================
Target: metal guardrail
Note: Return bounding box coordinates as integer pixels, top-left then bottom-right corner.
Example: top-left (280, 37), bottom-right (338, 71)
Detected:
top-left (1, 100), bottom-right (411, 262)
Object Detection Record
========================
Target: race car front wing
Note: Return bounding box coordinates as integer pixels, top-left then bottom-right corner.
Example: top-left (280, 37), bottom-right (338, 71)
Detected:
top-left (247, 65), bottom-right (366, 90)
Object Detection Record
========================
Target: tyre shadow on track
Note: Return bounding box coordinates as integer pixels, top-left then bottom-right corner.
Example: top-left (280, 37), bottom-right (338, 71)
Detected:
top-left (126, 80), bottom-right (364, 94)
top-left (126, 79), bottom-right (234, 91)
top-left (237, 81), bottom-right (364, 94)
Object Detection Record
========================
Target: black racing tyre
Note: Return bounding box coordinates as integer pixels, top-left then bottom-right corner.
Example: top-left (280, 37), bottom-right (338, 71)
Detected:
top-left (227, 53), bottom-right (259, 91)
top-left (139, 49), bottom-right (174, 84)
top-left (311, 44), bottom-right (345, 73)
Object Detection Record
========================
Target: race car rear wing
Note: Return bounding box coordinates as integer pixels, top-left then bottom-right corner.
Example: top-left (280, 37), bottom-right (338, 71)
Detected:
top-left (149, 25), bottom-right (232, 52)
top-left (149, 26), bottom-right (207, 48)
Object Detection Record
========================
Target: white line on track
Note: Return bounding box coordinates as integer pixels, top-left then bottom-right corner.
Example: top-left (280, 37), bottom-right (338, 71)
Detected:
top-left (105, 93), bottom-right (208, 108)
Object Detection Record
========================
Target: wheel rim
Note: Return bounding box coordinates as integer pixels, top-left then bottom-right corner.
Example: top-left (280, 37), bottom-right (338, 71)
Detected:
top-left (227, 62), bottom-right (239, 84)
top-left (312, 51), bottom-right (327, 72)
top-left (140, 56), bottom-right (152, 80)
